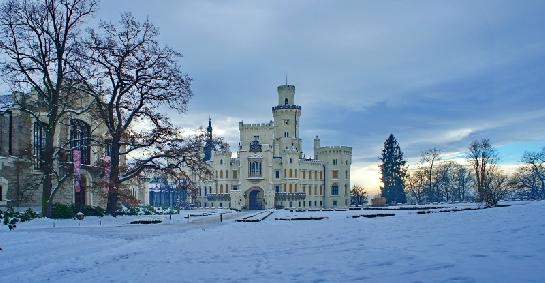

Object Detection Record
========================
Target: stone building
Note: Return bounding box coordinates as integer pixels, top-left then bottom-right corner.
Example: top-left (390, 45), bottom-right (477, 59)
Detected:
top-left (195, 84), bottom-right (352, 210)
top-left (0, 92), bottom-right (147, 211)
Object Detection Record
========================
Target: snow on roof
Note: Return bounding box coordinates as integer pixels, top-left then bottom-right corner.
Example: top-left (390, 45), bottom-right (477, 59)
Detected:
top-left (0, 94), bottom-right (13, 112)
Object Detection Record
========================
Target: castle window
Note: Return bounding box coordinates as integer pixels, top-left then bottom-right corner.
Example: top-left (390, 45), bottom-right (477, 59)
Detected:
top-left (289, 169), bottom-right (293, 178)
top-left (226, 184), bottom-right (229, 192)
top-left (104, 139), bottom-right (112, 157)
top-left (333, 200), bottom-right (338, 206)
top-left (33, 121), bottom-right (46, 169)
top-left (248, 159), bottom-right (262, 177)
top-left (226, 170), bottom-right (229, 179)
top-left (331, 184), bottom-right (339, 195)
top-left (233, 170), bottom-right (238, 179)
top-left (284, 120), bottom-right (289, 125)
top-left (285, 98), bottom-right (289, 105)
top-left (275, 170), bottom-right (280, 179)
top-left (275, 185), bottom-right (280, 192)
top-left (232, 185), bottom-right (238, 190)
top-left (70, 119), bottom-right (91, 165)
top-left (0, 185), bottom-right (3, 201)
top-left (289, 158), bottom-right (293, 164)
top-left (332, 170), bottom-right (339, 179)
top-left (220, 159), bottom-right (223, 165)
top-left (333, 159), bottom-right (338, 165)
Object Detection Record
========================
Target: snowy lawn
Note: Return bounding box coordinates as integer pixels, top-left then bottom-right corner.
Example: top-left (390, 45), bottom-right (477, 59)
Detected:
top-left (1, 202), bottom-right (545, 283)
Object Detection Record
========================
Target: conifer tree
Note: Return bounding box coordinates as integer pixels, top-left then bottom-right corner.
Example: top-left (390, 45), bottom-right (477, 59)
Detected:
top-left (379, 134), bottom-right (407, 204)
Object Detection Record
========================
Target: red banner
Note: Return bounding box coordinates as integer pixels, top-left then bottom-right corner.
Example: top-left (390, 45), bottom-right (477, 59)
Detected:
top-left (73, 149), bottom-right (81, 193)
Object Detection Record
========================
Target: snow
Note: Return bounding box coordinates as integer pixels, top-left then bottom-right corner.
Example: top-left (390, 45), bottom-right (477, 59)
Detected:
top-left (1, 202), bottom-right (545, 282)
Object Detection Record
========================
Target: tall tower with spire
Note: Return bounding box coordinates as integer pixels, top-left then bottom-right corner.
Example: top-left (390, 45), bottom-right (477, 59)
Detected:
top-left (204, 117), bottom-right (214, 161)
top-left (272, 84), bottom-right (302, 157)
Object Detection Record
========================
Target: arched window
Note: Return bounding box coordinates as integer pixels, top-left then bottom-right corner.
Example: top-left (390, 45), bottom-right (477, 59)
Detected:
top-left (331, 184), bottom-right (339, 195)
top-left (284, 98), bottom-right (289, 105)
top-left (220, 184), bottom-right (223, 194)
top-left (33, 121), bottom-right (46, 169)
top-left (220, 159), bottom-right (223, 165)
top-left (220, 170), bottom-right (223, 178)
top-left (248, 160), bottom-right (262, 177)
top-left (70, 119), bottom-right (91, 165)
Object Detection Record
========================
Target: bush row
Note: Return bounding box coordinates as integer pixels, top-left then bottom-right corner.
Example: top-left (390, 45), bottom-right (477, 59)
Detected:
top-left (0, 208), bottom-right (40, 225)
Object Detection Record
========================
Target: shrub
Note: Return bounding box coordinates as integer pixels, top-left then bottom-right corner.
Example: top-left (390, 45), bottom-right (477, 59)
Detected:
top-left (81, 206), bottom-right (105, 217)
top-left (52, 203), bottom-right (75, 219)
top-left (19, 208), bottom-right (39, 222)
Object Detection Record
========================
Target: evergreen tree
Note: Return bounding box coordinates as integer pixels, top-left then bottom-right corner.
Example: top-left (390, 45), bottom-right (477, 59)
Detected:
top-left (379, 134), bottom-right (407, 204)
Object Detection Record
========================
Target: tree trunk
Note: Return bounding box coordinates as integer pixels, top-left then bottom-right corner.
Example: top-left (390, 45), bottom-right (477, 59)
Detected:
top-left (41, 128), bottom-right (55, 218)
top-left (106, 142), bottom-right (121, 215)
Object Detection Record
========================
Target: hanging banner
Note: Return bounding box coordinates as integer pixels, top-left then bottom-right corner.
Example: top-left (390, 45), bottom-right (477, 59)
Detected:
top-left (73, 149), bottom-right (81, 193)
top-left (103, 155), bottom-right (111, 193)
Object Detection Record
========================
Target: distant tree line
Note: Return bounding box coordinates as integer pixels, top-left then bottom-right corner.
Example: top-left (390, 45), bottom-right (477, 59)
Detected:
top-left (378, 134), bottom-right (544, 207)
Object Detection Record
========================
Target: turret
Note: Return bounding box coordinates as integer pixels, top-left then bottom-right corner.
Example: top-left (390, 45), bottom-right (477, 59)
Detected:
top-left (204, 117), bottom-right (213, 161)
top-left (272, 84), bottom-right (302, 157)
top-left (277, 84), bottom-right (295, 106)
top-left (314, 136), bottom-right (320, 159)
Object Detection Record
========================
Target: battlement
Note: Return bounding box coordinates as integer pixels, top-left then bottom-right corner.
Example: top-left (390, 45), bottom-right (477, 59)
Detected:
top-left (277, 85), bottom-right (295, 92)
top-left (300, 159), bottom-right (324, 166)
top-left (272, 105), bottom-right (301, 111)
top-left (318, 146), bottom-right (352, 155)
top-left (239, 121), bottom-right (274, 129)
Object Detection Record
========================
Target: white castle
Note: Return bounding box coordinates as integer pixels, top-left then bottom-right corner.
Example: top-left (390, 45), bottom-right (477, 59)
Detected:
top-left (196, 84), bottom-right (352, 210)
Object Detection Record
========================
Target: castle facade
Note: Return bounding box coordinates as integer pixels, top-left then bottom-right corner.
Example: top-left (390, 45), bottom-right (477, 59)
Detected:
top-left (196, 84), bottom-right (352, 210)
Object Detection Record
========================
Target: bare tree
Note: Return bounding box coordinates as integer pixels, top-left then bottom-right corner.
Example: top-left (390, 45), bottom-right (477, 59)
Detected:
top-left (79, 13), bottom-right (219, 214)
top-left (420, 148), bottom-right (441, 203)
top-left (351, 184), bottom-right (368, 206)
top-left (0, 0), bottom-right (97, 216)
top-left (452, 163), bottom-right (472, 202)
top-left (513, 148), bottom-right (545, 199)
top-left (405, 166), bottom-right (426, 204)
top-left (467, 139), bottom-right (504, 206)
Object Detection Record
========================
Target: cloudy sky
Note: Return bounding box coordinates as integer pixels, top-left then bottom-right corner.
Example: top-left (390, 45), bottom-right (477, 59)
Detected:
top-left (5, 0), bottom-right (545, 193)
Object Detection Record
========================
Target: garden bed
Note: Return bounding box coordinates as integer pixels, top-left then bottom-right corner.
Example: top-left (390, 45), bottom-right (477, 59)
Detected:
top-left (274, 216), bottom-right (328, 221)
top-left (351, 213), bottom-right (395, 218)
top-left (129, 219), bottom-right (162, 225)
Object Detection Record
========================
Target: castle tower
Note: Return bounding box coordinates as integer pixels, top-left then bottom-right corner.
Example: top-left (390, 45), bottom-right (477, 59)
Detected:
top-left (313, 135), bottom-right (320, 159)
top-left (204, 117), bottom-right (213, 161)
top-left (272, 84), bottom-right (302, 157)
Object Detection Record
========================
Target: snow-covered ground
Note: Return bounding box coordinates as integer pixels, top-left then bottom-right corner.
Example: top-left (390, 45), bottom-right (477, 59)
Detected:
top-left (1, 202), bottom-right (545, 283)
